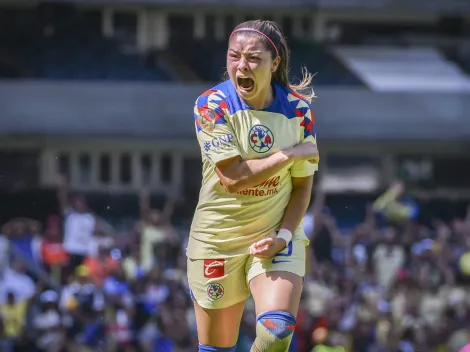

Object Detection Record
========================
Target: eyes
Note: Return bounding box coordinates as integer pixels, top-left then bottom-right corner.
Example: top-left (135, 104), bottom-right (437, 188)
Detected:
top-left (228, 52), bottom-right (262, 62)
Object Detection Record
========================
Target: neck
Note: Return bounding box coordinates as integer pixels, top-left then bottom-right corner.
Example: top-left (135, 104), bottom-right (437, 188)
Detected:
top-left (243, 84), bottom-right (274, 110)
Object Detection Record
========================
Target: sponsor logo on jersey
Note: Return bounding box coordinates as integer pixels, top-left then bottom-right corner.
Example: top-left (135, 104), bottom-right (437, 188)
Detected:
top-left (236, 175), bottom-right (280, 197)
top-left (203, 259), bottom-right (225, 278)
top-left (203, 134), bottom-right (235, 152)
top-left (198, 109), bottom-right (216, 132)
top-left (248, 125), bottom-right (274, 153)
top-left (207, 283), bottom-right (224, 300)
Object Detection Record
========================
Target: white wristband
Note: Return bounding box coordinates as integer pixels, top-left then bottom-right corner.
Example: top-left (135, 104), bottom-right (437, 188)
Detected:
top-left (276, 229), bottom-right (292, 246)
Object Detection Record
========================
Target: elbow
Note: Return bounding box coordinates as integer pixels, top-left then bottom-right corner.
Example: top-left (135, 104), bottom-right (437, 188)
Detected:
top-left (215, 158), bottom-right (247, 194)
top-left (217, 169), bottom-right (245, 194)
top-left (222, 179), bottom-right (242, 194)
top-left (218, 175), bottom-right (244, 193)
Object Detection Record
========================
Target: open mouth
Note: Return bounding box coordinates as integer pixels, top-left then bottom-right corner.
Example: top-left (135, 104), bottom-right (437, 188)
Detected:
top-left (237, 77), bottom-right (255, 92)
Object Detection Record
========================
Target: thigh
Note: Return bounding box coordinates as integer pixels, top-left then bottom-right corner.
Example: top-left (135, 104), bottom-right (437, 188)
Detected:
top-left (193, 299), bottom-right (246, 347)
top-left (187, 255), bottom-right (250, 346)
top-left (247, 239), bottom-right (307, 316)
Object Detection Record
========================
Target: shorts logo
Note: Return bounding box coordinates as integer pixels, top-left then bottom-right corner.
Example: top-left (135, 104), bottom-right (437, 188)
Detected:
top-left (248, 125), bottom-right (274, 154)
top-left (272, 241), bottom-right (293, 264)
top-left (203, 259), bottom-right (225, 278)
top-left (198, 109), bottom-right (216, 132)
top-left (207, 283), bottom-right (224, 300)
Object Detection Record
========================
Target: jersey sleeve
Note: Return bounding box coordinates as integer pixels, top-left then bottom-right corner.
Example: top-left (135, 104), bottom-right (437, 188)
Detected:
top-left (194, 90), bottom-right (241, 164)
top-left (291, 104), bottom-right (319, 177)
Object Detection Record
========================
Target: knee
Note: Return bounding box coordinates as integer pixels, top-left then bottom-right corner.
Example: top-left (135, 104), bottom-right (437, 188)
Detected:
top-left (254, 310), bottom-right (296, 352)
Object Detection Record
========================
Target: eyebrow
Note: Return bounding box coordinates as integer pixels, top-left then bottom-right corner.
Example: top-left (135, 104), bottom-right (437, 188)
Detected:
top-left (228, 49), bottom-right (263, 55)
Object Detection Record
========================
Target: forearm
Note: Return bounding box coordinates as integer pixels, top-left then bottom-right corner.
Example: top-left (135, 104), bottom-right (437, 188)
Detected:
top-left (219, 150), bottom-right (293, 193)
top-left (280, 180), bottom-right (313, 233)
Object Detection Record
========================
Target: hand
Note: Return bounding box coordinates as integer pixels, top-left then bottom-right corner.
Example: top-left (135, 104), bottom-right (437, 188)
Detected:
top-left (286, 142), bottom-right (319, 163)
top-left (249, 237), bottom-right (287, 259)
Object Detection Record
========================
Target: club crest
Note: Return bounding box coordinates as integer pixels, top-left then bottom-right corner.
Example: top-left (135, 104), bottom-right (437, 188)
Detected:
top-left (198, 109), bottom-right (216, 132)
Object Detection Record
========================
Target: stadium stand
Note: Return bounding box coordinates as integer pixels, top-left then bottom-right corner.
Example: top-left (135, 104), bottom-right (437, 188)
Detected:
top-left (169, 38), bottom-right (362, 85)
top-left (290, 40), bottom-right (362, 86)
top-left (333, 46), bottom-right (470, 92)
top-left (443, 42), bottom-right (470, 75)
top-left (0, 7), bottom-right (173, 80)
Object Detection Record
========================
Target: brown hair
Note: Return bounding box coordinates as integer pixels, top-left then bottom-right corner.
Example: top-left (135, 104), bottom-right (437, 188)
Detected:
top-left (228, 19), bottom-right (315, 103)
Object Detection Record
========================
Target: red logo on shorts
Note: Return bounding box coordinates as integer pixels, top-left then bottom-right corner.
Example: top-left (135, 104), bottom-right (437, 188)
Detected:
top-left (203, 259), bottom-right (225, 278)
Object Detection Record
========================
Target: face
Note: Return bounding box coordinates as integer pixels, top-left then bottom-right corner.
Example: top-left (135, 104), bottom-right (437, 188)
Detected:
top-left (148, 210), bottom-right (162, 225)
top-left (72, 196), bottom-right (87, 212)
top-left (12, 221), bottom-right (26, 236)
top-left (78, 274), bottom-right (89, 284)
top-left (227, 34), bottom-right (280, 106)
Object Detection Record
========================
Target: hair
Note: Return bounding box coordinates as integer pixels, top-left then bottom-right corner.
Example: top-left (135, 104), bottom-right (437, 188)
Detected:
top-left (228, 19), bottom-right (316, 103)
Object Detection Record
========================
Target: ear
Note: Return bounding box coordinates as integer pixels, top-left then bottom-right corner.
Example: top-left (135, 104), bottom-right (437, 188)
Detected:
top-left (271, 56), bottom-right (281, 73)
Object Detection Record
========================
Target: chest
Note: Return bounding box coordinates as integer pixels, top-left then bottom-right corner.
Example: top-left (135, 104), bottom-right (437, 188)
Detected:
top-left (230, 110), bottom-right (301, 159)
top-left (66, 213), bottom-right (94, 231)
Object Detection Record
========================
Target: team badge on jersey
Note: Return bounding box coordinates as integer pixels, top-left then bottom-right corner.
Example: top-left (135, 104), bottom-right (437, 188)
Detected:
top-left (248, 125), bottom-right (274, 153)
top-left (197, 109), bottom-right (216, 132)
top-left (207, 283), bottom-right (224, 300)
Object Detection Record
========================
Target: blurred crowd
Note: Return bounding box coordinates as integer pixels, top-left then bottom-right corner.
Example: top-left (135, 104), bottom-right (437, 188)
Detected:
top-left (298, 187), bottom-right (470, 352)
top-left (0, 179), bottom-right (469, 352)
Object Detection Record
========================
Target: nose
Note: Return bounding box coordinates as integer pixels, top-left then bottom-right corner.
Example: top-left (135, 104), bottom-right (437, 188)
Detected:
top-left (238, 56), bottom-right (249, 71)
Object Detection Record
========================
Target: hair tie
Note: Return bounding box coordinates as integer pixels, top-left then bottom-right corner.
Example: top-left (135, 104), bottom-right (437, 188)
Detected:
top-left (230, 28), bottom-right (279, 57)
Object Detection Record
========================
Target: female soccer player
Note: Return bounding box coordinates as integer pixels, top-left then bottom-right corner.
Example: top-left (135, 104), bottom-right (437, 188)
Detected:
top-left (188, 19), bottom-right (319, 352)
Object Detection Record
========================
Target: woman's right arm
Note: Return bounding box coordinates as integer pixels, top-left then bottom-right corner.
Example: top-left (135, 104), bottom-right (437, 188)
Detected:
top-left (194, 94), bottom-right (318, 193)
top-left (215, 143), bottom-right (317, 193)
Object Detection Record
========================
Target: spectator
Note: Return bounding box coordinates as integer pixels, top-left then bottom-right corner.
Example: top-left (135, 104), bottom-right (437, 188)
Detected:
top-left (39, 215), bottom-right (69, 283)
top-left (373, 182), bottom-right (419, 225)
top-left (0, 291), bottom-right (27, 348)
top-left (136, 190), bottom-right (177, 272)
top-left (34, 290), bottom-right (65, 352)
top-left (83, 244), bottom-right (119, 287)
top-left (60, 264), bottom-right (105, 349)
top-left (0, 260), bottom-right (35, 304)
top-left (2, 218), bottom-right (42, 268)
top-left (56, 176), bottom-right (97, 271)
top-left (122, 245), bottom-right (148, 282)
top-left (372, 227), bottom-right (405, 290)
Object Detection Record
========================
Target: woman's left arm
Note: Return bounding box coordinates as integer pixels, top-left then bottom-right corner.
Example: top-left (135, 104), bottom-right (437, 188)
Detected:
top-left (280, 103), bottom-right (317, 232)
top-left (250, 175), bottom-right (313, 258)
top-left (250, 105), bottom-right (317, 257)
top-left (279, 175), bottom-right (313, 234)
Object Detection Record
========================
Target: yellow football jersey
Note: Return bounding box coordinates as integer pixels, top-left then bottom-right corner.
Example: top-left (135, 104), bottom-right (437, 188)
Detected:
top-left (187, 80), bottom-right (318, 259)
